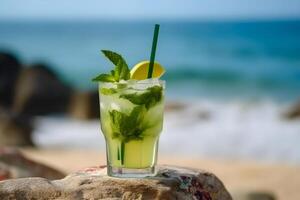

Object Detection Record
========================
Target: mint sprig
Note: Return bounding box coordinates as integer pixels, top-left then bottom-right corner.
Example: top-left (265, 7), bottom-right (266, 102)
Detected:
top-left (120, 85), bottom-right (163, 109)
top-left (92, 50), bottom-right (130, 82)
top-left (100, 87), bottom-right (117, 95)
top-left (92, 74), bottom-right (115, 82)
top-left (109, 105), bottom-right (147, 142)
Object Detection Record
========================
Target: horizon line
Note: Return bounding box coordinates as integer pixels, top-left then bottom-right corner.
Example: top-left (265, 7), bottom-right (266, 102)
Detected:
top-left (0, 16), bottom-right (300, 23)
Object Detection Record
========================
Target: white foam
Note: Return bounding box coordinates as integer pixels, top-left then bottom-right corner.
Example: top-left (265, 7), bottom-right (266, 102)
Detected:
top-left (33, 99), bottom-right (300, 164)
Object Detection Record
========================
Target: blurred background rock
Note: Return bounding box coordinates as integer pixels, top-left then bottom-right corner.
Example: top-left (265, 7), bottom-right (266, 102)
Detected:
top-left (0, 52), bottom-right (100, 147)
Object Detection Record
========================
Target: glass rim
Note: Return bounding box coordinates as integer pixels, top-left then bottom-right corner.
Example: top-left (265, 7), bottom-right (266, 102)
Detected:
top-left (98, 79), bottom-right (165, 86)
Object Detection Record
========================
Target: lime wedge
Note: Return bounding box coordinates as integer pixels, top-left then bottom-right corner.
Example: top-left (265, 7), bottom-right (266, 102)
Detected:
top-left (130, 61), bottom-right (165, 80)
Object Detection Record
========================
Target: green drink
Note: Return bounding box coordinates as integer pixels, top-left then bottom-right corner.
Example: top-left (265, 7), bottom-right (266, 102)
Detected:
top-left (99, 80), bottom-right (164, 177)
top-left (93, 24), bottom-right (163, 177)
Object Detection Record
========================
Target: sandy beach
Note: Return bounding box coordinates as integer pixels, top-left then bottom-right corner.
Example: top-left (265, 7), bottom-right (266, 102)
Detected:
top-left (21, 148), bottom-right (300, 200)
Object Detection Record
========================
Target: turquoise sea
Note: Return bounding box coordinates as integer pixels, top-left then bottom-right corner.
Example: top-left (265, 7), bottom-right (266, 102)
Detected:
top-left (2, 20), bottom-right (300, 162)
top-left (0, 20), bottom-right (300, 101)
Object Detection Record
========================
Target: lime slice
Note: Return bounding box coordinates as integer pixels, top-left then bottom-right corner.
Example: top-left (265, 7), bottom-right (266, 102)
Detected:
top-left (130, 61), bottom-right (165, 80)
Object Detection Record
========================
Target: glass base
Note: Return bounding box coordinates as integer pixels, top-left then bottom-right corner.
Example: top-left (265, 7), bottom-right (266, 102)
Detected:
top-left (107, 166), bottom-right (156, 178)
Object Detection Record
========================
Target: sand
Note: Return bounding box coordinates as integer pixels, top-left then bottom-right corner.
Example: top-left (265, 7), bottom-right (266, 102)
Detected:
top-left (20, 148), bottom-right (300, 200)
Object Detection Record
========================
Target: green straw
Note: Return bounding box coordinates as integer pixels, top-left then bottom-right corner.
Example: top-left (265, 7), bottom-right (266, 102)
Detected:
top-left (147, 24), bottom-right (160, 78)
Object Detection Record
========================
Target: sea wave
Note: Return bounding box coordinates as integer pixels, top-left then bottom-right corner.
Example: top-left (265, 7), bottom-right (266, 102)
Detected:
top-left (164, 68), bottom-right (300, 101)
top-left (33, 99), bottom-right (300, 164)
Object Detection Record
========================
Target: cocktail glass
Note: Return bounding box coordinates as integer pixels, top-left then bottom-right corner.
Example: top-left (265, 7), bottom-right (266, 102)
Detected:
top-left (99, 79), bottom-right (165, 178)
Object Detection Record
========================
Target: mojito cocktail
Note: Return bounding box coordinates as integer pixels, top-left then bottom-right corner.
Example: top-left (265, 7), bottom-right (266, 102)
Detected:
top-left (99, 80), bottom-right (164, 177)
top-left (92, 47), bottom-right (165, 177)
top-left (93, 24), bottom-right (163, 177)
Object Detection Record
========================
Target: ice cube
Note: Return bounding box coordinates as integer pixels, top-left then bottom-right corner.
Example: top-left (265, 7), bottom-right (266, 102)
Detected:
top-left (111, 102), bottom-right (120, 110)
top-left (131, 78), bottom-right (161, 90)
top-left (100, 102), bottom-right (105, 109)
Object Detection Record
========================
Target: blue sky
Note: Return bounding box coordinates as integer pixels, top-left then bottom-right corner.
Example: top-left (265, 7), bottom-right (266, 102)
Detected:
top-left (1, 0), bottom-right (300, 20)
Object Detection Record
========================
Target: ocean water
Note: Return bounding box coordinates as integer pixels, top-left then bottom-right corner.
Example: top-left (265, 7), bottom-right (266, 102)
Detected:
top-left (1, 20), bottom-right (300, 162)
top-left (0, 20), bottom-right (300, 101)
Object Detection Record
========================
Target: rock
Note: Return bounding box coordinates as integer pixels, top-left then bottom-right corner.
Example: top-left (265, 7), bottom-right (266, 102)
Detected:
top-left (12, 63), bottom-right (72, 116)
top-left (0, 165), bottom-right (232, 200)
top-left (0, 109), bottom-right (33, 147)
top-left (284, 101), bottom-right (300, 119)
top-left (68, 90), bottom-right (100, 120)
top-left (197, 110), bottom-right (211, 120)
top-left (0, 52), bottom-right (22, 107)
top-left (0, 168), bottom-right (10, 181)
top-left (165, 101), bottom-right (186, 112)
top-left (0, 148), bottom-right (65, 181)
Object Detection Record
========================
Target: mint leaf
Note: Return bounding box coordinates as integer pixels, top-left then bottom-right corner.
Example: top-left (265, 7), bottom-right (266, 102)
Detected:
top-left (120, 85), bottom-right (163, 109)
top-left (100, 87), bottom-right (117, 95)
top-left (101, 50), bottom-right (130, 81)
top-left (112, 68), bottom-right (119, 81)
top-left (101, 50), bottom-right (126, 66)
top-left (117, 59), bottom-right (130, 81)
top-left (92, 50), bottom-right (131, 82)
top-left (109, 105), bottom-right (147, 142)
top-left (100, 83), bottom-right (128, 95)
top-left (92, 74), bottom-right (115, 82)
